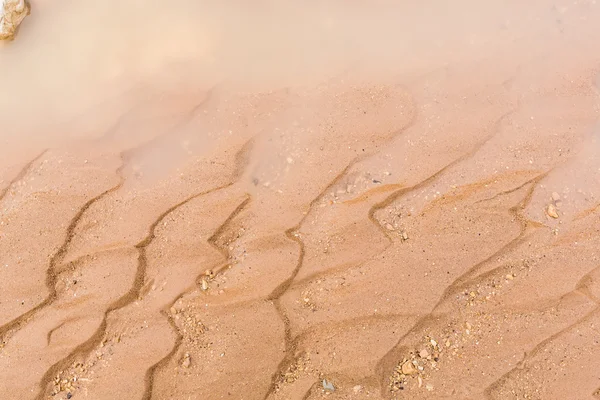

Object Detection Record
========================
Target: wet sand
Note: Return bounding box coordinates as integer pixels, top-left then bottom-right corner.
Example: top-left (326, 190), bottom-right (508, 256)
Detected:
top-left (1, 1), bottom-right (600, 399)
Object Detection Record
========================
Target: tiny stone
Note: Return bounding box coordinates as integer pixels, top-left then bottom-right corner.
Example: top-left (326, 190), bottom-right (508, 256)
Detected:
top-left (181, 353), bottom-right (191, 368)
top-left (401, 360), bottom-right (417, 375)
top-left (322, 379), bottom-right (335, 392)
top-left (386, 223), bottom-right (394, 231)
top-left (419, 349), bottom-right (429, 358)
top-left (426, 383), bottom-right (434, 391)
top-left (546, 204), bottom-right (559, 219)
top-left (418, 376), bottom-right (423, 388)
top-left (552, 192), bottom-right (561, 201)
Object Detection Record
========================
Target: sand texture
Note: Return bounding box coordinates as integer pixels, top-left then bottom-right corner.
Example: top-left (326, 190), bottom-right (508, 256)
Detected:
top-left (1, 1), bottom-right (600, 399)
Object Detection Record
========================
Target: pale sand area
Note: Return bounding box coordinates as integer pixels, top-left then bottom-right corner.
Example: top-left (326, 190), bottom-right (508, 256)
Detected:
top-left (1, 1), bottom-right (600, 399)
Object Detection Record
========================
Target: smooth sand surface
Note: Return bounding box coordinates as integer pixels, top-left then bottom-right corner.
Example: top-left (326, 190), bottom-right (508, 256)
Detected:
top-left (1, 1), bottom-right (600, 399)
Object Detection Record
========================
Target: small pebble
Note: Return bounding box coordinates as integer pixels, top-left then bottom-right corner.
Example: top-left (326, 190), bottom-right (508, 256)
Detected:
top-left (181, 353), bottom-right (191, 368)
top-left (322, 379), bottom-right (335, 392)
top-left (401, 360), bottom-right (417, 375)
top-left (546, 204), bottom-right (559, 219)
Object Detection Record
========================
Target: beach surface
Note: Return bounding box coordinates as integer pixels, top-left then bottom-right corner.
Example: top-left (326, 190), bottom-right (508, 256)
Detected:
top-left (1, 1), bottom-right (600, 399)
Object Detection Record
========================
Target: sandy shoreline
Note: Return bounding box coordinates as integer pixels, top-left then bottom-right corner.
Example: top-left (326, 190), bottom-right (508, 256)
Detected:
top-left (1, 1), bottom-right (600, 399)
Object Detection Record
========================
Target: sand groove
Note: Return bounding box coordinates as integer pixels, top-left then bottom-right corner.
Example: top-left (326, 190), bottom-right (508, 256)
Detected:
top-left (374, 183), bottom-right (538, 389)
top-left (262, 90), bottom-right (420, 397)
top-left (265, 91), bottom-right (521, 399)
top-left (483, 264), bottom-right (600, 399)
top-left (262, 162), bottom-right (358, 399)
top-left (371, 109), bottom-right (545, 394)
top-left (0, 150), bottom-right (47, 202)
top-left (33, 139), bottom-right (255, 399)
top-left (0, 159), bottom-right (125, 346)
top-left (141, 195), bottom-right (252, 400)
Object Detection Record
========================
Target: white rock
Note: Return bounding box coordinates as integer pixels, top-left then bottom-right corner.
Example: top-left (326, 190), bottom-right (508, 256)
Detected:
top-left (0, 0), bottom-right (30, 41)
top-left (181, 353), bottom-right (191, 368)
top-left (322, 379), bottom-right (335, 392)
